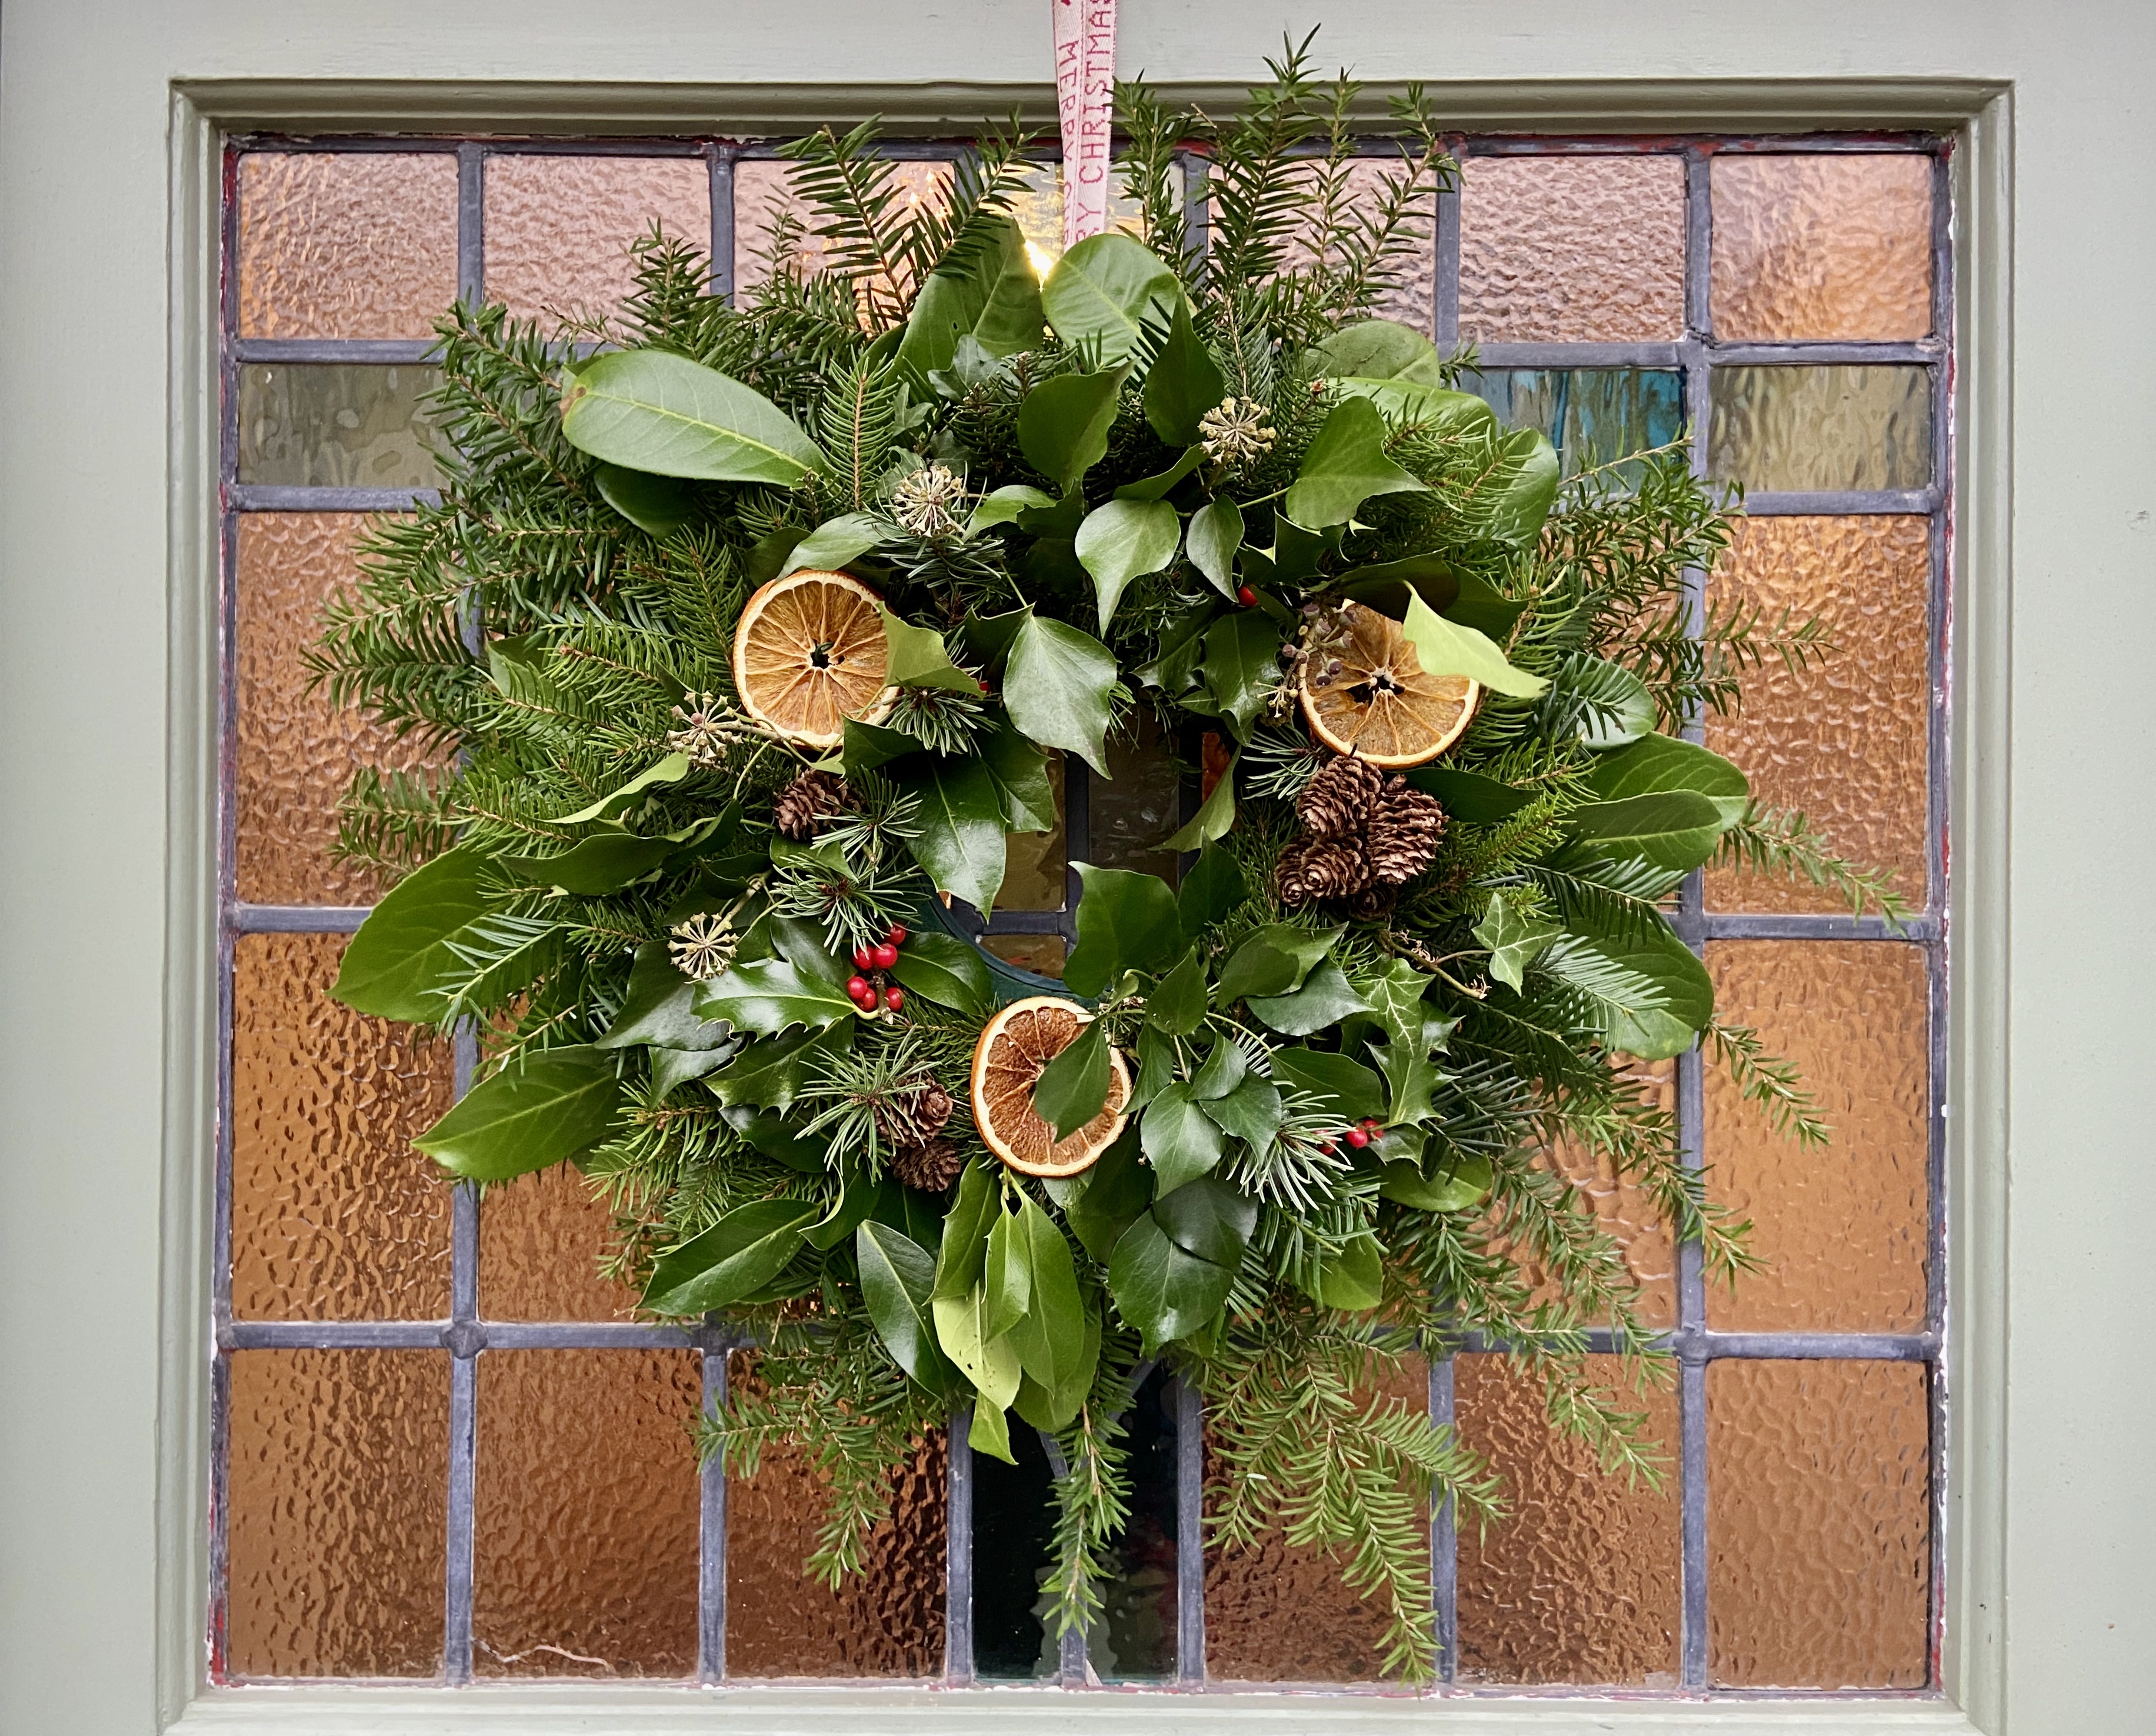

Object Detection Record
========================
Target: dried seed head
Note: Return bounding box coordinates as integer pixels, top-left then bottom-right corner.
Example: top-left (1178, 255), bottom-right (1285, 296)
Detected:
top-left (889, 462), bottom-right (969, 541)
top-left (1199, 395), bottom-right (1278, 471)
top-left (668, 912), bottom-right (738, 981)
top-left (667, 691), bottom-right (763, 768)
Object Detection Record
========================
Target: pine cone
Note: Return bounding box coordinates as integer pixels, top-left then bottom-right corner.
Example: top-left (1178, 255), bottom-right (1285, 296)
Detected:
top-left (1337, 882), bottom-right (1399, 921)
top-left (1297, 754), bottom-right (1385, 840)
top-left (890, 1135), bottom-right (965, 1193)
top-left (774, 769), bottom-right (852, 839)
top-left (873, 1081), bottom-right (954, 1151)
top-left (1367, 778), bottom-right (1447, 885)
top-left (1277, 837), bottom-right (1374, 907)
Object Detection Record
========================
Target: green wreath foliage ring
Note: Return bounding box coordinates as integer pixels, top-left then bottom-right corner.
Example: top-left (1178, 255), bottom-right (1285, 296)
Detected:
top-left (318, 58), bottom-right (1897, 1680)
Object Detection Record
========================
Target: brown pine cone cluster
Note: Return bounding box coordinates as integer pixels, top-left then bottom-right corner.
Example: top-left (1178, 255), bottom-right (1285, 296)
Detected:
top-left (875, 1081), bottom-right (961, 1191)
top-left (773, 768), bottom-right (854, 839)
top-left (1277, 754), bottom-right (1447, 911)
top-left (889, 1136), bottom-right (965, 1193)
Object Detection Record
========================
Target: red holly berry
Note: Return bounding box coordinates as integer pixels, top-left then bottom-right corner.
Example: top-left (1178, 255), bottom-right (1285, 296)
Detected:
top-left (1236, 584), bottom-right (1258, 608)
top-left (852, 944), bottom-right (874, 971)
top-left (884, 986), bottom-right (906, 1012)
top-left (847, 975), bottom-right (871, 1002)
top-left (1361, 1117), bottom-right (1381, 1132)
top-left (1321, 1140), bottom-right (1338, 1156)
top-left (1345, 1127), bottom-right (1370, 1149)
top-left (887, 923), bottom-right (908, 947)
top-left (872, 942), bottom-right (899, 971)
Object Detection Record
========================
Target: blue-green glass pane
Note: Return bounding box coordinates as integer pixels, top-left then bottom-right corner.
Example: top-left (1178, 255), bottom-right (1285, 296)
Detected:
top-left (1464, 368), bottom-right (1687, 479)
top-left (1707, 365), bottom-right (1930, 492)
top-left (238, 364), bottom-right (441, 488)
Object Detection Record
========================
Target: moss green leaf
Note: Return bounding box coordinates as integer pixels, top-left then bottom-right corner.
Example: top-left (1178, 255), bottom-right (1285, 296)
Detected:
top-left (331, 845), bottom-right (497, 1022)
top-left (1283, 396), bottom-right (1430, 528)
top-left (1064, 862), bottom-right (1182, 999)
top-left (1075, 497), bottom-right (1182, 635)
top-left (642, 1198), bottom-right (817, 1315)
top-left (1399, 590), bottom-right (1548, 699)
top-left (1004, 612), bottom-right (1119, 778)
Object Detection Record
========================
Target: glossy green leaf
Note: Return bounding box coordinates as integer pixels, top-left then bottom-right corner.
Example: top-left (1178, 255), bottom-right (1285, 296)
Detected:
top-left (1380, 1152), bottom-right (1494, 1212)
top-left (1550, 657), bottom-right (1658, 751)
top-left (779, 511), bottom-right (889, 578)
top-left (896, 213), bottom-right (1045, 382)
top-left (1152, 1174), bottom-right (1259, 1265)
top-left (642, 1198), bottom-right (817, 1314)
top-left (967, 483), bottom-right (1059, 535)
top-left (1198, 609), bottom-right (1283, 740)
top-left (552, 752), bottom-right (692, 824)
top-left (1541, 921), bottom-right (1715, 1061)
top-left (1402, 764), bottom-right (1535, 823)
top-left (496, 830), bottom-right (675, 894)
top-left (1033, 1016), bottom-right (1113, 1139)
top-left (891, 755), bottom-right (1007, 913)
top-left (981, 723), bottom-right (1057, 833)
top-left (1567, 789), bottom-right (1729, 872)
top-left (1201, 1075), bottom-right (1284, 1152)
top-left (1145, 948), bottom-right (1209, 1037)
top-left (1177, 845), bottom-right (1247, 940)
top-left (1399, 591), bottom-right (1548, 699)
top-left (983, 1202), bottom-right (1031, 1338)
top-left (1144, 296), bottom-right (1228, 445)
top-left (1215, 924), bottom-right (1338, 1002)
top-left (559, 348), bottom-right (829, 485)
top-left (691, 956), bottom-right (859, 1037)
top-left (1271, 1048), bottom-right (1385, 1124)
top-left (888, 931), bottom-right (993, 1018)
top-left (1282, 396), bottom-right (1429, 528)
top-left (1129, 1023), bottom-right (1177, 1111)
top-left (1075, 497), bottom-right (1182, 635)
top-left (1113, 444), bottom-right (1205, 502)
top-left (1016, 368), bottom-right (1124, 492)
top-left (330, 846), bottom-right (496, 1022)
top-left (723, 1104), bottom-right (829, 1171)
top-left (1189, 1033), bottom-right (1247, 1101)
top-left (876, 604), bottom-right (981, 694)
top-left (1453, 424), bottom-right (1562, 547)
top-left (1185, 497), bottom-right (1244, 600)
top-left (1311, 319), bottom-right (1449, 389)
top-left (1005, 1196), bottom-right (1089, 1397)
top-left (1160, 756), bottom-right (1235, 854)
top-left (856, 1221), bottom-right (959, 1394)
top-left (840, 715), bottom-right (924, 778)
top-left (599, 941), bottom-right (732, 1051)
top-left (968, 1395), bottom-right (1017, 1464)
top-left (1473, 891), bottom-right (1564, 992)
top-left (1306, 1232), bottom-right (1385, 1311)
top-left (1015, 1295), bottom-right (1100, 1432)
top-left (1064, 862), bottom-right (1182, 999)
top-left (1582, 734), bottom-right (1751, 827)
top-left (703, 1027), bottom-right (847, 1112)
top-left (1141, 1082), bottom-right (1227, 1196)
top-left (804, 1166), bottom-right (882, 1251)
top-left (1247, 958), bottom-right (1371, 1035)
top-left (652, 1042), bottom-right (744, 1097)
top-left (1041, 232), bottom-right (1181, 368)
top-left (932, 1282), bottom-right (1023, 1410)
top-left (594, 462), bottom-right (696, 535)
top-left (932, 1160), bottom-right (1000, 1306)
top-left (1107, 1214), bottom-right (1232, 1354)
top-left (1065, 1125), bottom-right (1152, 1262)
top-left (412, 1045), bottom-right (619, 1181)
top-left (1366, 1012), bottom-right (1449, 1127)
top-left (1003, 612), bottom-right (1119, 778)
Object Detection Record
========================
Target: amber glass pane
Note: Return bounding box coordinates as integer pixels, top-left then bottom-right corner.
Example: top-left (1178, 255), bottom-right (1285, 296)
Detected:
top-left (1704, 516), bottom-right (1930, 914)
top-left (478, 1164), bottom-right (639, 1322)
top-left (234, 513), bottom-right (448, 905)
top-left (1204, 1354), bottom-right (1426, 1682)
top-left (1522, 1063), bottom-right (1677, 1328)
top-left (1707, 366), bottom-right (1930, 493)
top-left (224, 1349), bottom-right (449, 1678)
top-left (997, 751), bottom-right (1067, 911)
top-left (472, 1350), bottom-right (703, 1677)
top-left (1092, 711), bottom-right (1182, 884)
top-left (734, 159), bottom-right (950, 304)
top-left (231, 932), bottom-right (454, 1321)
top-left (724, 1354), bottom-right (945, 1677)
top-left (238, 152), bottom-right (459, 340)
top-left (980, 933), bottom-right (1067, 979)
top-left (1460, 155), bottom-right (1686, 342)
top-left (1704, 941), bottom-right (1929, 1333)
top-left (1711, 155), bottom-right (1932, 341)
top-left (237, 364), bottom-right (441, 489)
top-left (484, 155), bottom-right (710, 328)
top-left (1708, 1360), bottom-right (1931, 1687)
top-left (1464, 369), bottom-right (1686, 479)
top-left (1455, 1354), bottom-right (1679, 1685)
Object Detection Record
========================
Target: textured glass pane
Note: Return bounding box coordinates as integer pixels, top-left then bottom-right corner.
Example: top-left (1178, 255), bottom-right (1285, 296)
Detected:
top-left (1203, 159), bottom-right (1432, 332)
top-left (1464, 369), bottom-right (1685, 479)
top-left (1204, 1355), bottom-right (1426, 1682)
top-left (484, 155), bottom-right (711, 329)
top-left (231, 932), bottom-right (454, 1321)
top-left (477, 1164), bottom-right (640, 1322)
top-left (1711, 155), bottom-right (1932, 341)
top-left (971, 1420), bottom-right (1060, 1678)
top-left (224, 1349), bottom-right (449, 1679)
top-left (734, 159), bottom-right (950, 305)
top-left (472, 1350), bottom-right (702, 1677)
top-left (996, 751), bottom-right (1066, 911)
top-left (1455, 1354), bottom-right (1679, 1685)
top-left (1007, 159), bottom-right (1184, 280)
top-left (1708, 366), bottom-right (1930, 493)
top-left (1708, 1360), bottom-right (1931, 1687)
top-left (979, 933), bottom-right (1067, 979)
top-left (1524, 1063), bottom-right (1678, 1328)
top-left (238, 151), bottom-right (459, 339)
top-left (1460, 155), bottom-right (1686, 342)
top-left (234, 513), bottom-right (448, 905)
top-left (237, 364), bottom-right (441, 489)
top-left (1091, 711), bottom-right (1181, 884)
top-left (1704, 516), bottom-right (1930, 914)
top-left (1095, 1367), bottom-right (1179, 1682)
top-left (724, 1405), bottom-right (946, 1678)
top-left (1704, 941), bottom-right (1930, 1334)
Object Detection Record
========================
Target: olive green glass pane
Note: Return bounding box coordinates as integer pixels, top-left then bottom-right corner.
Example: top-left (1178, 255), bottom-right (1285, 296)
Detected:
top-left (1708, 1360), bottom-right (1931, 1687)
top-left (1455, 1354), bottom-right (1680, 1685)
top-left (238, 151), bottom-right (459, 340)
top-left (485, 155), bottom-right (711, 329)
top-left (472, 1350), bottom-right (702, 1677)
top-left (237, 364), bottom-right (441, 489)
top-left (1460, 154), bottom-right (1686, 342)
top-left (224, 1349), bottom-right (449, 1679)
top-left (478, 1164), bottom-right (642, 1322)
top-left (996, 751), bottom-right (1066, 911)
top-left (1091, 711), bottom-right (1182, 885)
top-left (979, 933), bottom-right (1067, 980)
top-left (1711, 154), bottom-right (1932, 341)
top-left (1704, 941), bottom-right (1930, 1334)
top-left (230, 932), bottom-right (454, 1321)
top-left (1707, 366), bottom-right (1930, 493)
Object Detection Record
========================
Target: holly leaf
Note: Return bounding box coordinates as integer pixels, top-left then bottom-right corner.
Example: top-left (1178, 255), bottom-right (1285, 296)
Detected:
top-left (878, 605), bottom-right (981, 694)
top-left (1033, 1016), bottom-right (1113, 1139)
top-left (598, 941), bottom-right (732, 1051)
top-left (331, 845), bottom-right (497, 1022)
top-left (1178, 845), bottom-right (1247, 939)
top-left (1399, 590), bottom-right (1548, 699)
top-left (1075, 497), bottom-right (1182, 635)
top-left (1141, 1082), bottom-right (1227, 1196)
top-left (560, 348), bottom-right (830, 485)
top-left (1186, 497), bottom-right (1244, 600)
top-left (891, 755), bottom-right (1007, 912)
top-left (1160, 755), bottom-right (1235, 853)
top-left (1198, 609), bottom-right (1283, 741)
top-left (691, 956), bottom-right (858, 1037)
top-left (1282, 396), bottom-right (1429, 528)
top-left (702, 1027), bottom-right (846, 1112)
top-left (412, 1045), bottom-right (621, 1181)
top-left (642, 1198), bottom-right (818, 1314)
top-left (888, 931), bottom-right (993, 1017)
top-left (1004, 612), bottom-right (1119, 778)
top-left (1366, 1012), bottom-right (1451, 1128)
top-left (1474, 891), bottom-right (1563, 992)
top-left (856, 1221), bottom-right (960, 1396)
top-left (1063, 862), bottom-right (1182, 998)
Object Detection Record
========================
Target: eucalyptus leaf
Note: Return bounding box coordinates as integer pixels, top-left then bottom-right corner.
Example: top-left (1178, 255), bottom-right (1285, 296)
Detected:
top-left (1399, 591), bottom-right (1548, 699)
top-left (559, 348), bottom-right (830, 485)
top-left (1282, 396), bottom-right (1429, 528)
top-left (412, 1045), bottom-right (621, 1182)
top-left (1004, 612), bottom-right (1119, 778)
top-left (1186, 497), bottom-right (1245, 599)
top-left (1075, 497), bottom-right (1182, 635)
top-left (932, 1281), bottom-right (1023, 1409)
top-left (982, 1202), bottom-right (1032, 1339)
top-left (934, 1159), bottom-right (999, 1299)
top-left (1063, 863), bottom-right (1182, 999)
top-left (1005, 1197), bottom-right (1089, 1399)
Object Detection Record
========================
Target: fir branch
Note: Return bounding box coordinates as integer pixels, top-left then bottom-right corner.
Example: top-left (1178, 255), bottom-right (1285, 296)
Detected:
top-left (1714, 803), bottom-right (1913, 925)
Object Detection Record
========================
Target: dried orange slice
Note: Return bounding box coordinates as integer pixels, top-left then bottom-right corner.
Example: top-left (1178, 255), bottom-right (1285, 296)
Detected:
top-left (730, 569), bottom-right (896, 749)
top-left (971, 996), bottom-right (1131, 1179)
top-left (1299, 599), bottom-right (1479, 769)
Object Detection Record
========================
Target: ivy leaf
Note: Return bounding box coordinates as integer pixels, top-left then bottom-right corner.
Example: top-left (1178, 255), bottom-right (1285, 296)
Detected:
top-left (1198, 609), bottom-right (1284, 741)
top-left (1271, 1048), bottom-right (1386, 1125)
top-left (691, 956), bottom-right (859, 1037)
top-left (1034, 1017), bottom-right (1113, 1139)
top-left (1399, 590), bottom-right (1549, 699)
top-left (1063, 862), bottom-right (1182, 999)
top-left (704, 1027), bottom-right (847, 1112)
top-left (1129, 1024), bottom-right (1178, 1111)
top-left (1366, 1012), bottom-right (1452, 1128)
top-left (642, 1198), bottom-right (817, 1314)
top-left (1160, 755), bottom-right (1235, 853)
top-left (890, 755), bottom-right (1007, 912)
top-left (1247, 958), bottom-right (1371, 1035)
top-left (1282, 396), bottom-right (1429, 528)
top-left (1201, 1076), bottom-right (1284, 1152)
top-left (598, 941), bottom-right (732, 1051)
top-left (1040, 232), bottom-right (1182, 369)
top-left (1107, 1208), bottom-right (1242, 1357)
top-left (1178, 845), bottom-right (1247, 940)
top-left (1017, 369), bottom-right (1125, 492)
top-left (1075, 497), bottom-right (1182, 635)
top-left (1567, 789), bottom-right (1729, 873)
top-left (856, 1221), bottom-right (960, 1397)
top-left (1141, 1082), bottom-right (1227, 1196)
top-left (1582, 734), bottom-right (1751, 827)
top-left (560, 348), bottom-right (830, 485)
top-left (1215, 924), bottom-right (1339, 1002)
top-left (968, 483), bottom-right (1059, 535)
top-left (878, 605), bottom-right (982, 694)
top-left (1473, 892), bottom-right (1564, 992)
top-left (1145, 948), bottom-right (1210, 1037)
top-left (412, 1045), bottom-right (621, 1182)
top-left (1153, 1174), bottom-right (1259, 1265)
top-left (1186, 497), bottom-right (1245, 600)
top-left (888, 931), bottom-right (993, 1018)
top-left (779, 512), bottom-right (892, 578)
top-left (1189, 1033), bottom-right (1248, 1101)
top-left (331, 845), bottom-right (497, 1022)
top-left (981, 722), bottom-right (1057, 832)
top-left (1113, 445), bottom-right (1205, 502)
top-left (594, 462), bottom-right (696, 535)
top-left (1144, 295), bottom-right (1228, 444)
top-left (1065, 1125), bottom-right (1152, 1262)
top-left (1003, 612), bottom-right (1119, 778)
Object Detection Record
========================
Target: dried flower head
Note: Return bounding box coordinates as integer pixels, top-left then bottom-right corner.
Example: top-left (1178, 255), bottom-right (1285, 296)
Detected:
top-left (667, 691), bottom-right (762, 768)
top-left (1199, 395), bottom-right (1278, 471)
top-left (668, 912), bottom-right (738, 981)
top-left (889, 462), bottom-right (969, 540)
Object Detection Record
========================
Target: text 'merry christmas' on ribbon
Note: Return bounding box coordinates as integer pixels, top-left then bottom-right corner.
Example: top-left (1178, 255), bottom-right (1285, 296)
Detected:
top-left (1054, 0), bottom-right (1117, 248)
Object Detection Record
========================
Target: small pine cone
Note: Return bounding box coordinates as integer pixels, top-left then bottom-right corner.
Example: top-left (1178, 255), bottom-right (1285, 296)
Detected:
top-left (1337, 882), bottom-right (1399, 921)
top-left (1277, 837), bottom-right (1374, 907)
top-left (1367, 778), bottom-right (1447, 885)
top-left (890, 1135), bottom-right (966, 1194)
top-left (873, 1081), bottom-right (954, 1151)
top-left (1297, 754), bottom-right (1386, 841)
top-left (774, 769), bottom-right (852, 839)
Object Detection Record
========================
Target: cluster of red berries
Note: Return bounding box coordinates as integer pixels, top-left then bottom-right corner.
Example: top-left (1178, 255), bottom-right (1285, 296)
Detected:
top-left (847, 924), bottom-right (909, 1015)
top-left (1318, 1117), bottom-right (1384, 1155)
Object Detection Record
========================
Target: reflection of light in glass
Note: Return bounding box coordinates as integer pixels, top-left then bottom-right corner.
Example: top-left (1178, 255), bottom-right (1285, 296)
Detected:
top-left (1023, 238), bottom-right (1059, 280)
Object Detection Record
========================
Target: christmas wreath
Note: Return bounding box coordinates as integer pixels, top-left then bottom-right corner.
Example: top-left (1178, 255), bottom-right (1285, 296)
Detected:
top-left (318, 51), bottom-right (1898, 1679)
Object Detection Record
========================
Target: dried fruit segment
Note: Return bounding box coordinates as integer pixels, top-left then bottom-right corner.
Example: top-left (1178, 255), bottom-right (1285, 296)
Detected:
top-left (971, 996), bottom-right (1130, 1178)
top-left (1299, 600), bottom-right (1478, 767)
top-left (731, 569), bottom-right (895, 748)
